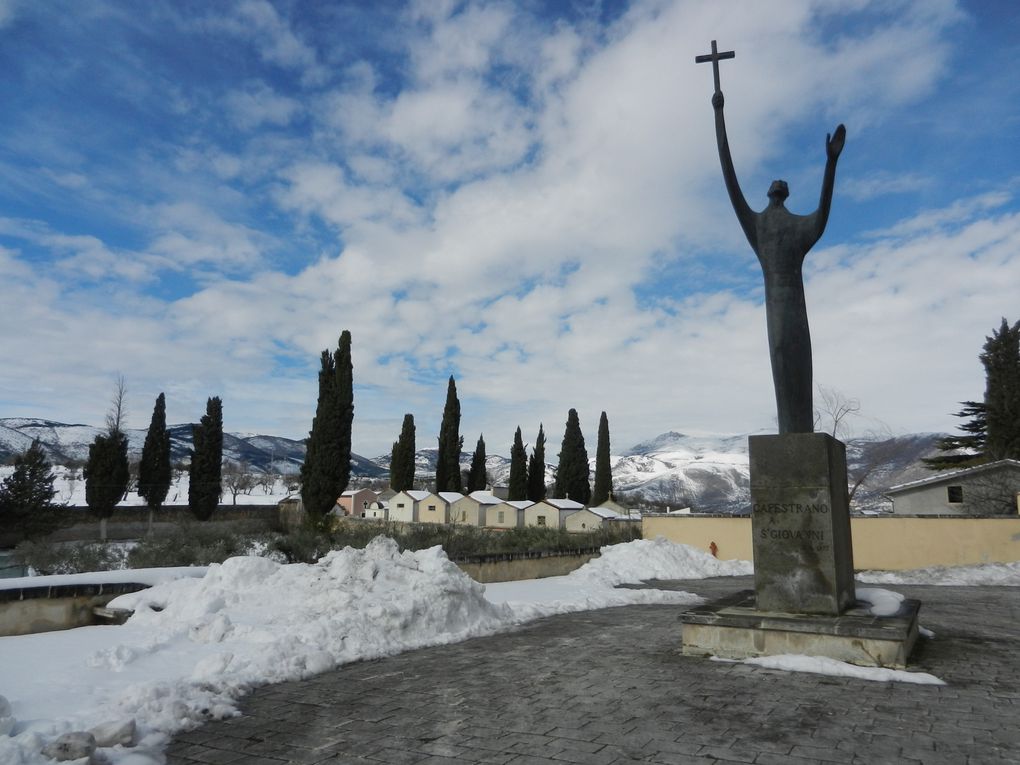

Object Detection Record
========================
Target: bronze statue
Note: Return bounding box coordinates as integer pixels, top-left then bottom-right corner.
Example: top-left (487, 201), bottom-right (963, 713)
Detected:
top-left (697, 41), bottom-right (845, 434)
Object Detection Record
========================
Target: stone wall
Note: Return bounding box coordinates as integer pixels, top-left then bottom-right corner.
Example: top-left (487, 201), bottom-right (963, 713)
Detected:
top-left (454, 549), bottom-right (599, 583)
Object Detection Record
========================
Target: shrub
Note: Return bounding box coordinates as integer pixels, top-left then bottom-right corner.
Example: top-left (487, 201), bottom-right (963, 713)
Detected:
top-left (14, 540), bottom-right (128, 575)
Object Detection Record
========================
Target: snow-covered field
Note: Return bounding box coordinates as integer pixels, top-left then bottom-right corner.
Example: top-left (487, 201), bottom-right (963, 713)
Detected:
top-left (0, 538), bottom-right (1017, 764)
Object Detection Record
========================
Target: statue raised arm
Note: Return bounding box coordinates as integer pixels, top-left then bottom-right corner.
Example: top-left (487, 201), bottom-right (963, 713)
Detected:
top-left (707, 85), bottom-right (846, 433)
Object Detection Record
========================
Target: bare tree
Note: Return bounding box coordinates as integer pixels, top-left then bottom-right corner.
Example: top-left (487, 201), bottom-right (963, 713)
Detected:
top-left (815, 384), bottom-right (861, 440)
top-left (223, 462), bottom-right (257, 505)
top-left (105, 373), bottom-right (128, 435)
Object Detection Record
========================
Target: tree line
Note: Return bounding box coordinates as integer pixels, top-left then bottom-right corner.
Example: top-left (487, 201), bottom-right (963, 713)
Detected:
top-left (2, 326), bottom-right (618, 540)
top-left (388, 375), bottom-right (615, 506)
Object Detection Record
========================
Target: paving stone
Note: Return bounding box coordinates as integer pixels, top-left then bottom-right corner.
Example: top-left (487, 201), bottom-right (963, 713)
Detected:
top-left (164, 580), bottom-right (1020, 765)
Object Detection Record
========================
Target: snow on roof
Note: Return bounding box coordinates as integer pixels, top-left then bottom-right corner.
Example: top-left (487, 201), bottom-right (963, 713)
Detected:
top-left (437, 491), bottom-right (465, 503)
top-left (584, 506), bottom-right (624, 519)
top-left (886, 459), bottom-right (1020, 494)
top-left (403, 490), bottom-right (432, 501)
top-left (545, 498), bottom-right (585, 510)
top-left (505, 500), bottom-right (534, 509)
top-left (468, 490), bottom-right (505, 506)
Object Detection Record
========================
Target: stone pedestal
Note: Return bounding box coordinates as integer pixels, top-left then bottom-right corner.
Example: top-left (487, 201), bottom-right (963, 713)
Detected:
top-left (679, 433), bottom-right (920, 669)
top-left (749, 432), bottom-right (855, 615)
top-left (679, 590), bottom-right (921, 669)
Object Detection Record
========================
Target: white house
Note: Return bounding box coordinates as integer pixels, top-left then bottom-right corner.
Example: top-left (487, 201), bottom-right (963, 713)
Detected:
top-left (337, 488), bottom-right (378, 517)
top-left (885, 460), bottom-right (1020, 515)
top-left (388, 490), bottom-right (432, 523)
top-left (363, 500), bottom-right (387, 521)
top-left (564, 506), bottom-right (622, 532)
top-left (450, 491), bottom-right (505, 527)
top-left (524, 498), bottom-right (584, 529)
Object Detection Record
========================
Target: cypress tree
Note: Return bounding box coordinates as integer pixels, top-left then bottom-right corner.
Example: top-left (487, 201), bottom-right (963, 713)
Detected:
top-left (927, 318), bottom-right (1020, 468)
top-left (435, 376), bottom-right (463, 492)
top-left (188, 396), bottom-right (223, 521)
top-left (390, 414), bottom-right (416, 492)
top-left (301, 351), bottom-right (343, 522)
top-left (85, 430), bottom-right (129, 533)
top-left (336, 330), bottom-right (354, 494)
top-left (0, 440), bottom-right (59, 539)
top-left (591, 411), bottom-right (613, 506)
top-left (138, 393), bottom-right (172, 511)
top-left (526, 423), bottom-right (547, 502)
top-left (467, 434), bottom-right (488, 492)
top-left (553, 408), bottom-right (591, 504)
top-left (508, 427), bottom-right (528, 500)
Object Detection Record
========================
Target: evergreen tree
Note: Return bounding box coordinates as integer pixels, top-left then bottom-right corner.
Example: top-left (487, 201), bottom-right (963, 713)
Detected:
top-left (85, 376), bottom-right (130, 537)
top-left (138, 393), bottom-right (172, 511)
top-left (0, 440), bottom-right (59, 539)
top-left (553, 408), bottom-right (591, 503)
top-left (927, 318), bottom-right (1020, 468)
top-left (591, 411), bottom-right (613, 506)
top-left (301, 351), bottom-right (343, 522)
top-left (435, 376), bottom-right (463, 492)
top-left (508, 427), bottom-right (528, 500)
top-left (336, 330), bottom-right (354, 495)
top-left (188, 396), bottom-right (223, 521)
top-left (467, 434), bottom-right (488, 492)
top-left (982, 318), bottom-right (1020, 460)
top-left (526, 423), bottom-right (547, 502)
top-left (85, 430), bottom-right (129, 529)
top-left (390, 413), bottom-right (416, 491)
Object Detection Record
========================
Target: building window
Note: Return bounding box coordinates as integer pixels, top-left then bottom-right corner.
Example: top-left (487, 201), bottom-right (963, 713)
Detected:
top-left (363, 501), bottom-right (369, 509)
top-left (460, 510), bottom-right (466, 521)
top-left (428, 505), bottom-right (436, 512)
top-left (947, 486), bottom-right (963, 504)
top-left (537, 516), bottom-right (547, 526)
top-left (497, 511), bottom-right (505, 523)
top-left (397, 503), bottom-right (405, 509)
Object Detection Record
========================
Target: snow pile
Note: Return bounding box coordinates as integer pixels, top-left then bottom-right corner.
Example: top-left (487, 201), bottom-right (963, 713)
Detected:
top-left (859, 561), bottom-right (1020, 586)
top-left (855, 587), bottom-right (905, 616)
top-left (486, 536), bottom-right (750, 620)
top-left (0, 537), bottom-right (515, 764)
top-left (725, 654), bottom-right (946, 685)
top-left (572, 536), bottom-right (753, 586)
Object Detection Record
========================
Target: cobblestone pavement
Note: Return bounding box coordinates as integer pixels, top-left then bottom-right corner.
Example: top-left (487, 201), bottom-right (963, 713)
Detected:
top-left (166, 578), bottom-right (1020, 765)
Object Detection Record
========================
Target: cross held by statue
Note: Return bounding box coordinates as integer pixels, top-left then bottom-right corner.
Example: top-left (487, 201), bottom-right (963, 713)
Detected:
top-left (695, 40), bottom-right (735, 94)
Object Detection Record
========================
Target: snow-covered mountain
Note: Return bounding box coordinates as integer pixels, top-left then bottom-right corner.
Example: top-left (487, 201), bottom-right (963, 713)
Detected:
top-left (2, 418), bottom-right (945, 512)
top-left (610, 430), bottom-right (946, 513)
top-left (0, 418), bottom-right (386, 478)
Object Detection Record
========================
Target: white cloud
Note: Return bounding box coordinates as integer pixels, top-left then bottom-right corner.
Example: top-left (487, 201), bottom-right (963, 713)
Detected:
top-left (5, 0), bottom-right (1013, 459)
top-left (0, 0), bottom-right (18, 29)
top-left (842, 171), bottom-right (932, 201)
top-left (224, 81), bottom-right (301, 130)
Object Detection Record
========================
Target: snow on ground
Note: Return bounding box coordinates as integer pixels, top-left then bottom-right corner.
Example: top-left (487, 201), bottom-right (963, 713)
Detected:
top-left (0, 535), bottom-right (1015, 764)
top-left (0, 537), bottom-right (729, 764)
top-left (0, 465), bottom-right (292, 508)
top-left (717, 654), bottom-right (946, 685)
top-left (858, 561), bottom-right (1020, 586)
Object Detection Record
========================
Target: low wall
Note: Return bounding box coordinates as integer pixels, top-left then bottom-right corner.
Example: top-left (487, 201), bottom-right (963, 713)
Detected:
top-left (0, 581), bottom-right (148, 637)
top-left (454, 549), bottom-right (599, 583)
top-left (642, 514), bottom-right (1020, 571)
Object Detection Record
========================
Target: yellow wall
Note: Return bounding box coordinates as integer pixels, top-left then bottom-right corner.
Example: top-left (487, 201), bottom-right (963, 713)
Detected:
top-left (642, 514), bottom-right (1020, 570)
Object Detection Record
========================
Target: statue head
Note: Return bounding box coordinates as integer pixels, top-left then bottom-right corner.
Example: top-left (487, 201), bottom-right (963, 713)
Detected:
top-left (767, 180), bottom-right (789, 203)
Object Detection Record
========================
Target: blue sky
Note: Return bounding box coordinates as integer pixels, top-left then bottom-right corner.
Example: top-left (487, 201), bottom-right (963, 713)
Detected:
top-left (1, 0), bottom-right (1019, 458)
